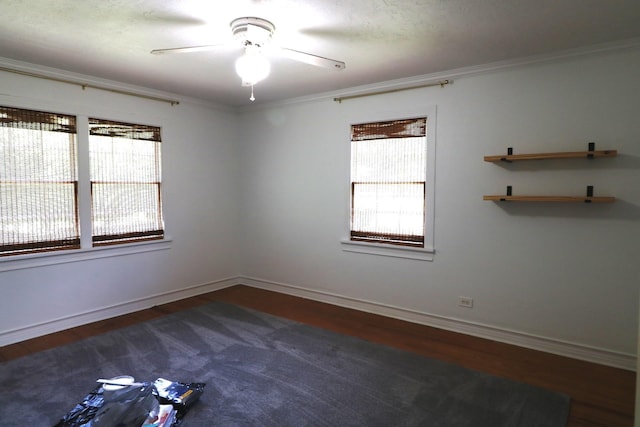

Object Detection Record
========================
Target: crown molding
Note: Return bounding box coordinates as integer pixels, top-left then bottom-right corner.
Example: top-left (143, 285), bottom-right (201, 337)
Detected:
top-left (240, 37), bottom-right (640, 112)
top-left (0, 56), bottom-right (236, 113)
top-left (2, 37), bottom-right (639, 113)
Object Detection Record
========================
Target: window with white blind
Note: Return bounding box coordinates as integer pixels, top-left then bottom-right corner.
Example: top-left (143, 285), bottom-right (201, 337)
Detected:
top-left (344, 109), bottom-right (436, 260)
top-left (351, 117), bottom-right (427, 246)
top-left (0, 107), bottom-right (79, 256)
top-left (89, 119), bottom-right (164, 246)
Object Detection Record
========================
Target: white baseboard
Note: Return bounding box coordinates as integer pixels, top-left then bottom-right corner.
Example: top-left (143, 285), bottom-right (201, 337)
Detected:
top-left (3, 275), bottom-right (634, 371)
top-left (0, 277), bottom-right (241, 347)
top-left (238, 276), bottom-right (636, 371)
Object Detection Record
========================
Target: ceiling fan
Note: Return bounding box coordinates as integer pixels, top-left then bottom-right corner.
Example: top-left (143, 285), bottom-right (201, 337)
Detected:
top-left (151, 17), bottom-right (346, 101)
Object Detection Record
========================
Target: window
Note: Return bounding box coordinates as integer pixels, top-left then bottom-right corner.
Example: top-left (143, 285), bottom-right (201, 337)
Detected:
top-left (344, 109), bottom-right (435, 260)
top-left (89, 119), bottom-right (164, 246)
top-left (0, 107), bottom-right (79, 256)
top-left (350, 117), bottom-right (427, 246)
top-left (0, 105), bottom-right (165, 259)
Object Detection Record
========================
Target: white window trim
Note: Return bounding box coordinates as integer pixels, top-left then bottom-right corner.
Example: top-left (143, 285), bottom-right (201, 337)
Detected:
top-left (341, 105), bottom-right (437, 261)
top-left (340, 239), bottom-right (434, 261)
top-left (0, 237), bottom-right (172, 272)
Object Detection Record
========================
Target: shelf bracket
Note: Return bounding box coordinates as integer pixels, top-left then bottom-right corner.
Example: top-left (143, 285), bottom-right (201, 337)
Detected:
top-left (499, 185), bottom-right (513, 201)
top-left (585, 185), bottom-right (594, 203)
top-left (500, 147), bottom-right (513, 162)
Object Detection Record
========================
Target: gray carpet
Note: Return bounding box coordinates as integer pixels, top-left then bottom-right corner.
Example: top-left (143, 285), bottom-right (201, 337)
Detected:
top-left (0, 302), bottom-right (570, 426)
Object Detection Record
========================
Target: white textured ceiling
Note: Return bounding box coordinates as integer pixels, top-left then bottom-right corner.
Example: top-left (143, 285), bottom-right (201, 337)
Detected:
top-left (1, 0), bottom-right (640, 107)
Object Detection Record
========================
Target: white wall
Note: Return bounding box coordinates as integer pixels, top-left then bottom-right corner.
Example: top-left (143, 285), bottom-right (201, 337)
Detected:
top-left (237, 47), bottom-right (640, 365)
top-left (0, 63), bottom-right (241, 342)
top-left (1, 46), bottom-right (638, 369)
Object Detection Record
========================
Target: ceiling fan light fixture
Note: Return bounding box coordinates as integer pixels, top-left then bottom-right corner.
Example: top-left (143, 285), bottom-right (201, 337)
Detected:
top-left (230, 17), bottom-right (275, 48)
top-left (151, 15), bottom-right (345, 102)
top-left (235, 48), bottom-right (271, 86)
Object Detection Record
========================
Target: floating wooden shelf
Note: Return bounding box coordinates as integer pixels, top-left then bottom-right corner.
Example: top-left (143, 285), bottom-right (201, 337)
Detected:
top-left (484, 150), bottom-right (617, 162)
top-left (483, 195), bottom-right (616, 203)
top-left (484, 143), bottom-right (617, 162)
top-left (483, 186), bottom-right (615, 203)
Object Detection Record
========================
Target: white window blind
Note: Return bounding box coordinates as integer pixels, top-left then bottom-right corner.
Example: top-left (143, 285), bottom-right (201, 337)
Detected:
top-left (0, 106), bottom-right (79, 256)
top-left (350, 117), bottom-right (427, 247)
top-left (89, 118), bottom-right (164, 246)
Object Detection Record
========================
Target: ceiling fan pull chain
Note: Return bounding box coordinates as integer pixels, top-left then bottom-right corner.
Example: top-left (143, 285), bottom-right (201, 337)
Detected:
top-left (250, 85), bottom-right (256, 102)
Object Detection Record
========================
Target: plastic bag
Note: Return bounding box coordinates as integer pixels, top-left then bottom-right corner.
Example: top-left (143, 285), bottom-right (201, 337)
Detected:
top-left (55, 382), bottom-right (157, 427)
top-left (54, 386), bottom-right (104, 427)
top-left (153, 378), bottom-right (205, 412)
top-left (55, 378), bottom-right (204, 427)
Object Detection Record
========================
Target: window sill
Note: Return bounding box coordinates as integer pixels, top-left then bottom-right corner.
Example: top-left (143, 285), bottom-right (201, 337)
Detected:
top-left (0, 238), bottom-right (172, 272)
top-left (340, 239), bottom-right (434, 261)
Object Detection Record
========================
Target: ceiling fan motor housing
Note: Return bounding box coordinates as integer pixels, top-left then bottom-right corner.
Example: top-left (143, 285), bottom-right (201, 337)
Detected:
top-left (231, 17), bottom-right (275, 48)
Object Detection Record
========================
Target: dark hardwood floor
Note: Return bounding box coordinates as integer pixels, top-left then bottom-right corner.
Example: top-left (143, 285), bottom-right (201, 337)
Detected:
top-left (0, 285), bottom-right (635, 426)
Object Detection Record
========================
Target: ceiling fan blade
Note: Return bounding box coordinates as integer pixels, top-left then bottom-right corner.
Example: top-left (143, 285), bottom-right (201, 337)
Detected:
top-left (150, 44), bottom-right (224, 55)
top-left (279, 47), bottom-right (346, 70)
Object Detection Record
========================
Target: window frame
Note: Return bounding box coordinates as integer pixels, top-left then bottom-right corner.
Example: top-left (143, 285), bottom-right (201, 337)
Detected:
top-left (88, 118), bottom-right (164, 247)
top-left (341, 106), bottom-right (436, 261)
top-left (0, 104), bottom-right (170, 271)
top-left (0, 107), bottom-right (81, 256)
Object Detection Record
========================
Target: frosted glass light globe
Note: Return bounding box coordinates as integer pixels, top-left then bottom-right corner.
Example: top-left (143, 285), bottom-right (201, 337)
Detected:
top-left (235, 51), bottom-right (271, 85)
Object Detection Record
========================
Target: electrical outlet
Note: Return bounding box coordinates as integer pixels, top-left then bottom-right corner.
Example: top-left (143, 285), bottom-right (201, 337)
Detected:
top-left (458, 296), bottom-right (474, 308)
